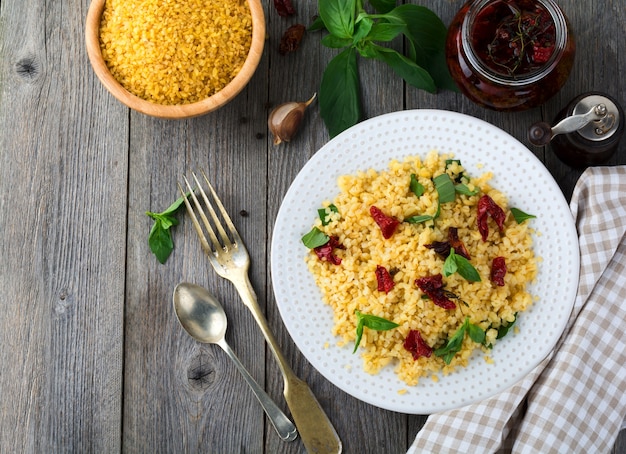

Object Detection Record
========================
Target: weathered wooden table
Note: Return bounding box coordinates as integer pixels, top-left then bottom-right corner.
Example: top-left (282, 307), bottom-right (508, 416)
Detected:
top-left (1, 0), bottom-right (624, 452)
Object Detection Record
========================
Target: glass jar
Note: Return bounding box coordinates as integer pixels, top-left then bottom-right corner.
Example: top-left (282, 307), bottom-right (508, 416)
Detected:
top-left (446, 0), bottom-right (575, 111)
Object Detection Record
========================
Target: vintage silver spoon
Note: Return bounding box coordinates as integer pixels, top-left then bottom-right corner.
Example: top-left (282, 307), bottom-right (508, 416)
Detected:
top-left (173, 282), bottom-right (298, 442)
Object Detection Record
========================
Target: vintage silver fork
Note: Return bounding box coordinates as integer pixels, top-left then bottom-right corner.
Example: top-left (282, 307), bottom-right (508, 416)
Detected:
top-left (179, 170), bottom-right (342, 454)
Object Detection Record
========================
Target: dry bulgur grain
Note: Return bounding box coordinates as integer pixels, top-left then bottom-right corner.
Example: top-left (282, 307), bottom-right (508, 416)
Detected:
top-left (99, 0), bottom-right (252, 105)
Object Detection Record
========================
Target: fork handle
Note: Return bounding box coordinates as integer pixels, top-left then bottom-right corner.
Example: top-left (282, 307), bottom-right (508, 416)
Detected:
top-left (233, 275), bottom-right (342, 454)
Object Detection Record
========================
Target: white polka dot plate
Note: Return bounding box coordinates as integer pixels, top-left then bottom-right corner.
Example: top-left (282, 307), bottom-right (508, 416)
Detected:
top-left (270, 110), bottom-right (579, 414)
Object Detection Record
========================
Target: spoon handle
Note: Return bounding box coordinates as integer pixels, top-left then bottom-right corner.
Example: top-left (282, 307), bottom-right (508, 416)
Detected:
top-left (217, 339), bottom-right (298, 442)
top-left (230, 273), bottom-right (342, 454)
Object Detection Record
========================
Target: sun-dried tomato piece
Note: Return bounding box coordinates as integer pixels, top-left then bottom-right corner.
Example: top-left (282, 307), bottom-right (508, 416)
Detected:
top-left (314, 236), bottom-right (344, 265)
top-left (403, 330), bottom-right (433, 360)
top-left (279, 24), bottom-right (306, 55)
top-left (425, 227), bottom-right (471, 260)
top-left (415, 274), bottom-right (456, 310)
top-left (273, 0), bottom-right (296, 17)
top-left (425, 241), bottom-right (451, 257)
top-left (532, 45), bottom-right (553, 64)
top-left (448, 227), bottom-right (471, 260)
top-left (370, 206), bottom-right (400, 239)
top-left (491, 256), bottom-right (507, 286)
top-left (477, 195), bottom-right (506, 241)
top-left (375, 265), bottom-right (395, 293)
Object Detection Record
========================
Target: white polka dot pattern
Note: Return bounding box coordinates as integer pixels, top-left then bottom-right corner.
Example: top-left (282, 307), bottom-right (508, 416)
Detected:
top-left (270, 110), bottom-right (579, 414)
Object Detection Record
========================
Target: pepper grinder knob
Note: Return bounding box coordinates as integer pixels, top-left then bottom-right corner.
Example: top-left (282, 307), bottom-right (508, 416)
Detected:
top-left (528, 92), bottom-right (624, 168)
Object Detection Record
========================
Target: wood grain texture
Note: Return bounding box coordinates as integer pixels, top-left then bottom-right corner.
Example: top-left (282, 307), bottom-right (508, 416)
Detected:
top-left (0, 0), bottom-right (128, 452)
top-left (0, 0), bottom-right (624, 453)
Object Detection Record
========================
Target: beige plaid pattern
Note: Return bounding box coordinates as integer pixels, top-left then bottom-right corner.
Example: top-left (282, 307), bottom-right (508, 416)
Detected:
top-left (408, 166), bottom-right (626, 454)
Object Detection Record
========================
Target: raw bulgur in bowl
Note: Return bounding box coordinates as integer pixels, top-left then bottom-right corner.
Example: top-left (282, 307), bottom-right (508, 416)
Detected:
top-left (85, 0), bottom-right (265, 118)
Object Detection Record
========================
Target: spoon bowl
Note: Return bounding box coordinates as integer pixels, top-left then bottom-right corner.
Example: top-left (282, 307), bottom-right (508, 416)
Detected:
top-left (173, 283), bottom-right (297, 442)
top-left (173, 283), bottom-right (227, 344)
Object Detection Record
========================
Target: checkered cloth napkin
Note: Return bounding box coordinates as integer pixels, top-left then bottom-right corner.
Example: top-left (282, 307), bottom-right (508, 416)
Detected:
top-left (408, 166), bottom-right (626, 454)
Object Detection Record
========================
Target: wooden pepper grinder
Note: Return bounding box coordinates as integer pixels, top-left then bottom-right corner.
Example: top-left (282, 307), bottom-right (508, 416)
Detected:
top-left (528, 92), bottom-right (624, 168)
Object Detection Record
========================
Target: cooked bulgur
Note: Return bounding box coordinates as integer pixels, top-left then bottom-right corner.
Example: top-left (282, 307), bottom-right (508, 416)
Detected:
top-left (99, 0), bottom-right (252, 105)
top-left (305, 152), bottom-right (537, 386)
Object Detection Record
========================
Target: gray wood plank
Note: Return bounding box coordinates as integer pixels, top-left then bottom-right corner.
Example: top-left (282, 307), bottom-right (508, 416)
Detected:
top-left (0, 0), bottom-right (127, 452)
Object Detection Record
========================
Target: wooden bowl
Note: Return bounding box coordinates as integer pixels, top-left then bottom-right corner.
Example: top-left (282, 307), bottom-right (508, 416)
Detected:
top-left (85, 0), bottom-right (265, 119)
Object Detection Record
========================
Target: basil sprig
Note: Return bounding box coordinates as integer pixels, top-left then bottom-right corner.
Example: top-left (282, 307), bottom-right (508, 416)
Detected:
top-left (434, 316), bottom-right (485, 364)
top-left (353, 310), bottom-right (399, 353)
top-left (314, 0), bottom-right (456, 137)
top-left (443, 248), bottom-right (481, 282)
top-left (146, 193), bottom-right (189, 264)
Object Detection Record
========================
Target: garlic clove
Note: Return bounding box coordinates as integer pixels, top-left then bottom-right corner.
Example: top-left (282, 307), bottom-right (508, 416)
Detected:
top-left (268, 93), bottom-right (316, 145)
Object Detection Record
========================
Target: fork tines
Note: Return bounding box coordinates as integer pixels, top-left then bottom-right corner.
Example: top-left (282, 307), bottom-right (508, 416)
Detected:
top-left (178, 170), bottom-right (243, 257)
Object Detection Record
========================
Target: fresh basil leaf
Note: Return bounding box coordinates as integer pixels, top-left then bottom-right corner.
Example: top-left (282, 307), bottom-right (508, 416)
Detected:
top-left (360, 313), bottom-right (399, 331)
top-left (353, 310), bottom-right (398, 353)
top-left (353, 313), bottom-right (366, 353)
top-left (320, 47), bottom-right (361, 137)
top-left (148, 220), bottom-right (174, 264)
top-left (368, 0), bottom-right (397, 14)
top-left (433, 173), bottom-right (456, 203)
top-left (382, 5), bottom-right (442, 62)
top-left (161, 194), bottom-right (187, 215)
top-left (146, 193), bottom-right (190, 264)
top-left (410, 173), bottom-right (425, 197)
top-left (366, 22), bottom-right (405, 42)
top-left (442, 249), bottom-right (458, 276)
top-left (454, 254), bottom-right (481, 282)
top-left (497, 313), bottom-right (517, 339)
top-left (443, 248), bottom-right (481, 282)
top-left (434, 318), bottom-right (468, 364)
top-left (383, 4), bottom-right (457, 91)
top-left (511, 208), bottom-right (536, 224)
top-left (454, 184), bottom-right (479, 196)
top-left (369, 44), bottom-right (436, 93)
top-left (157, 213), bottom-right (179, 230)
top-left (318, 0), bottom-right (356, 39)
top-left (308, 15), bottom-right (327, 32)
top-left (405, 214), bottom-right (433, 224)
top-left (468, 323), bottom-right (486, 344)
top-left (318, 204), bottom-right (339, 226)
top-left (322, 34), bottom-right (352, 48)
top-left (301, 227), bottom-right (330, 249)
top-left (353, 15), bottom-right (373, 44)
